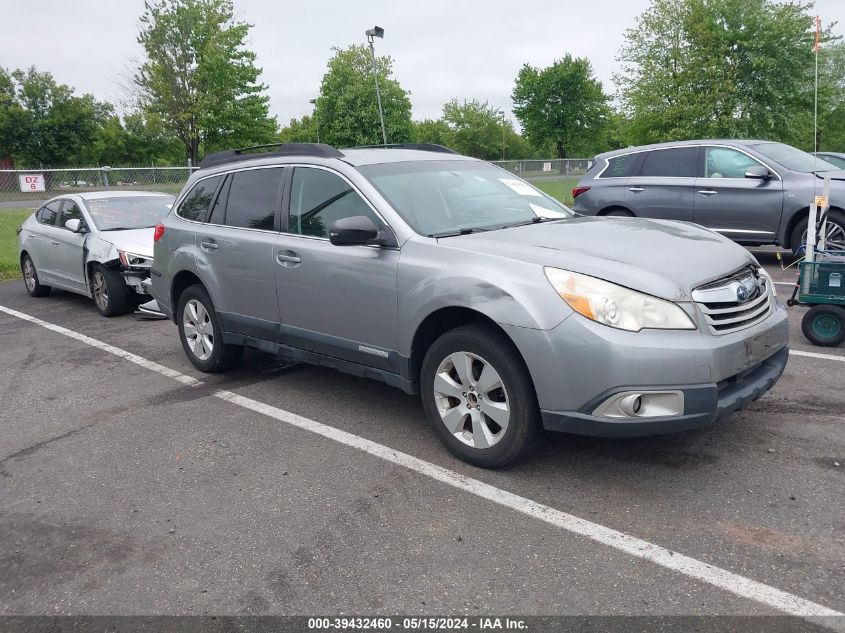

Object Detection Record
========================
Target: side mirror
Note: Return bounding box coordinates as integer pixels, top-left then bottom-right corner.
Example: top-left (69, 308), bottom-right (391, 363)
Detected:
top-left (64, 218), bottom-right (85, 233)
top-left (329, 215), bottom-right (379, 246)
top-left (744, 165), bottom-right (771, 180)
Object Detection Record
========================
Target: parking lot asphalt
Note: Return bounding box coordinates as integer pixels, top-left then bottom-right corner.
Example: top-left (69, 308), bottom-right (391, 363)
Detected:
top-left (0, 247), bottom-right (843, 619)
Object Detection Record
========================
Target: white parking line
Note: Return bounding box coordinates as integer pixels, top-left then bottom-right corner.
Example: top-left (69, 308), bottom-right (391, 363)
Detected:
top-left (1, 303), bottom-right (842, 620)
top-left (791, 349), bottom-right (845, 363)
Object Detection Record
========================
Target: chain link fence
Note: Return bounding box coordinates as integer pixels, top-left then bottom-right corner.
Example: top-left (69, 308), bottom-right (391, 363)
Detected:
top-left (0, 159), bottom-right (591, 279)
top-left (0, 167), bottom-right (196, 278)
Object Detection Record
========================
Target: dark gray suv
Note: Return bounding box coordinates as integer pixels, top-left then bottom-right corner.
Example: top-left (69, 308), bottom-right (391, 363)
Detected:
top-left (152, 143), bottom-right (788, 467)
top-left (573, 140), bottom-right (845, 255)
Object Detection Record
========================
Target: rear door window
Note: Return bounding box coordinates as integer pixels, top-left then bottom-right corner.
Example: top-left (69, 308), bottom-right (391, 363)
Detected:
top-left (639, 147), bottom-right (698, 178)
top-left (603, 153), bottom-right (643, 178)
top-left (36, 201), bottom-right (62, 226)
top-left (223, 168), bottom-right (283, 231)
top-left (177, 175), bottom-right (223, 222)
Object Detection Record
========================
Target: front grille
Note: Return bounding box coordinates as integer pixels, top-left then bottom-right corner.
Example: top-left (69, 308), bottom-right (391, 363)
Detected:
top-left (694, 268), bottom-right (773, 335)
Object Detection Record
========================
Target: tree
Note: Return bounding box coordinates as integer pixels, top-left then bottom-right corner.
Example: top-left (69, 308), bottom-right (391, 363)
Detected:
top-left (133, 0), bottom-right (277, 164)
top-left (0, 67), bottom-right (109, 167)
top-left (412, 118), bottom-right (452, 147)
top-left (512, 55), bottom-right (609, 158)
top-left (315, 44), bottom-right (412, 147)
top-left (617, 0), bottom-right (841, 146)
top-left (818, 42), bottom-right (845, 150)
top-left (441, 99), bottom-right (509, 160)
top-left (278, 115), bottom-right (318, 144)
top-left (121, 112), bottom-right (185, 164)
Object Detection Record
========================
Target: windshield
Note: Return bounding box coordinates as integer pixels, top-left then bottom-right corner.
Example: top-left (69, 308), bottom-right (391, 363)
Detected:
top-left (750, 142), bottom-right (839, 173)
top-left (84, 196), bottom-right (175, 231)
top-left (357, 160), bottom-right (573, 237)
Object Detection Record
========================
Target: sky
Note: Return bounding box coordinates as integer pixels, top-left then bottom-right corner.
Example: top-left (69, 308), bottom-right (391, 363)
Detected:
top-left (1, 0), bottom-right (843, 127)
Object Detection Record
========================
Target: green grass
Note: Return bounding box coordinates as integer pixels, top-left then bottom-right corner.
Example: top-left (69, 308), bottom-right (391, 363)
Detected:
top-left (0, 209), bottom-right (33, 279)
top-left (530, 177), bottom-right (580, 206)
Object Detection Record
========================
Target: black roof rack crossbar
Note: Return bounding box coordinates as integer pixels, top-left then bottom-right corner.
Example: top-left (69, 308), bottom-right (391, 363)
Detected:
top-left (349, 143), bottom-right (458, 154)
top-left (200, 143), bottom-right (344, 169)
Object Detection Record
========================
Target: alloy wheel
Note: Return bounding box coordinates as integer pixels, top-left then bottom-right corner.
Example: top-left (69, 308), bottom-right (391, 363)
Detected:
top-left (802, 222), bottom-right (845, 252)
top-left (92, 272), bottom-right (109, 310)
top-left (183, 299), bottom-right (214, 361)
top-left (23, 259), bottom-right (36, 291)
top-left (433, 351), bottom-right (510, 449)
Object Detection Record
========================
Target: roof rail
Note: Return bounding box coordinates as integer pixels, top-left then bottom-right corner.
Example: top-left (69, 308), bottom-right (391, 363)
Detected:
top-left (349, 143), bottom-right (458, 154)
top-left (200, 143), bottom-right (344, 169)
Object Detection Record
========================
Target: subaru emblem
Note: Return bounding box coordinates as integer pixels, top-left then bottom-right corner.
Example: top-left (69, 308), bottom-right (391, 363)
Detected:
top-left (736, 285), bottom-right (750, 303)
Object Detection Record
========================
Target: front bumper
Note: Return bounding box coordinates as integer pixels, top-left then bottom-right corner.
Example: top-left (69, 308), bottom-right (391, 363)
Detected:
top-left (122, 269), bottom-right (152, 295)
top-left (502, 299), bottom-right (790, 438)
top-left (540, 347), bottom-right (788, 437)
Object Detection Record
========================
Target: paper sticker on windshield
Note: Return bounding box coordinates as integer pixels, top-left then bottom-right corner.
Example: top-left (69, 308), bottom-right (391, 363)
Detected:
top-left (498, 178), bottom-right (541, 196)
top-left (529, 202), bottom-right (565, 218)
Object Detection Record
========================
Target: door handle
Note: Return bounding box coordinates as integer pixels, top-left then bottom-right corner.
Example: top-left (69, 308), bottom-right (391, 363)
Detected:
top-left (697, 190), bottom-right (718, 196)
top-left (200, 239), bottom-right (219, 251)
top-left (628, 187), bottom-right (645, 193)
top-left (277, 251), bottom-right (301, 267)
top-left (51, 240), bottom-right (60, 246)
top-left (27, 233), bottom-right (36, 238)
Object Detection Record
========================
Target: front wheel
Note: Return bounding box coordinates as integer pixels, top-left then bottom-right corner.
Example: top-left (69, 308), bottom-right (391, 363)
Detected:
top-left (177, 285), bottom-right (243, 372)
top-left (91, 264), bottom-right (129, 317)
top-left (801, 305), bottom-right (845, 347)
top-left (419, 324), bottom-right (542, 468)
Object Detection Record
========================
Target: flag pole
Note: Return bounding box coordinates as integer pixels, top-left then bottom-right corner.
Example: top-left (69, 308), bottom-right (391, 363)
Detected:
top-left (814, 14), bottom-right (820, 155)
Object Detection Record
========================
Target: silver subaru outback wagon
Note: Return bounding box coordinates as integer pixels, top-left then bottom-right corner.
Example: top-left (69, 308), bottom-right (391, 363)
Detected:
top-left (151, 143), bottom-right (789, 467)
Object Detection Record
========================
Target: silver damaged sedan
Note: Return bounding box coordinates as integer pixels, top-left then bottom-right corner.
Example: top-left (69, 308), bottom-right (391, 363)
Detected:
top-left (17, 191), bottom-right (174, 316)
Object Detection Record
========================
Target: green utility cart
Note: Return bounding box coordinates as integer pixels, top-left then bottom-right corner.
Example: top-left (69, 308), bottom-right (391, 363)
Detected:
top-left (788, 258), bottom-right (845, 346)
top-left (786, 176), bottom-right (845, 346)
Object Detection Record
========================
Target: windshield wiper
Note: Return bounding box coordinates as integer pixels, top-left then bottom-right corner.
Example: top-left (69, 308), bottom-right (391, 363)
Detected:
top-left (499, 216), bottom-right (561, 229)
top-left (428, 226), bottom-right (490, 238)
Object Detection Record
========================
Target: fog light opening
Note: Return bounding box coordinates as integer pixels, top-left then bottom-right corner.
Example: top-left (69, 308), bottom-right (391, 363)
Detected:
top-left (593, 390), bottom-right (685, 419)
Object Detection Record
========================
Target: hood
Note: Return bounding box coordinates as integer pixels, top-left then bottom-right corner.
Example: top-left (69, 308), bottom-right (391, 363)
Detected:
top-left (440, 217), bottom-right (756, 301)
top-left (97, 227), bottom-right (155, 259)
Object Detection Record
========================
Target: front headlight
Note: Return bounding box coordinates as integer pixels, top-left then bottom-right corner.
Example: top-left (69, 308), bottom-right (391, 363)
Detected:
top-left (118, 251), bottom-right (151, 268)
top-left (544, 268), bottom-right (696, 332)
top-left (757, 267), bottom-right (777, 298)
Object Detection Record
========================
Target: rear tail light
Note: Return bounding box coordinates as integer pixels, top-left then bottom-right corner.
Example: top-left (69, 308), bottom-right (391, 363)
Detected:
top-left (153, 223), bottom-right (166, 242)
top-left (572, 186), bottom-right (591, 199)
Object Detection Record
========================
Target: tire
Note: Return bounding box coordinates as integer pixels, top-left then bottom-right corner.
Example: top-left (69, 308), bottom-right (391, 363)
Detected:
top-left (177, 284), bottom-right (243, 372)
top-left (791, 209), bottom-right (845, 257)
top-left (602, 208), bottom-right (634, 217)
top-left (91, 264), bottom-right (129, 317)
top-left (801, 305), bottom-right (845, 347)
top-left (21, 254), bottom-right (51, 297)
top-left (419, 324), bottom-right (542, 468)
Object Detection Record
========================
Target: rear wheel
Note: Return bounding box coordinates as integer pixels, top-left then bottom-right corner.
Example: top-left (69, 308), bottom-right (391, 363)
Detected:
top-left (602, 208), bottom-right (634, 217)
top-left (801, 305), bottom-right (845, 347)
top-left (21, 254), bottom-right (51, 297)
top-left (177, 284), bottom-right (243, 372)
top-left (420, 324), bottom-right (542, 468)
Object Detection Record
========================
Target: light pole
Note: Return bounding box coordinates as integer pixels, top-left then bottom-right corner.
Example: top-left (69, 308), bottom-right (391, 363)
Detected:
top-left (494, 108), bottom-right (506, 161)
top-left (365, 26), bottom-right (388, 145)
top-left (309, 98), bottom-right (320, 143)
